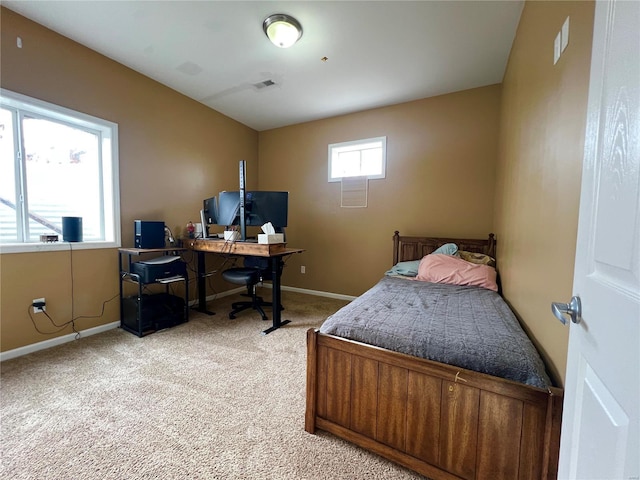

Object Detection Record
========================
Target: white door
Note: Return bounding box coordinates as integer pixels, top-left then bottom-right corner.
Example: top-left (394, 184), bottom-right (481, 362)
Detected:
top-left (557, 1), bottom-right (640, 479)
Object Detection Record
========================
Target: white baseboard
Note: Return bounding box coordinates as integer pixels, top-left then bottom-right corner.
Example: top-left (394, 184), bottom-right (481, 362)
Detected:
top-left (200, 285), bottom-right (356, 303)
top-left (3, 286), bottom-right (353, 361)
top-left (279, 285), bottom-right (356, 301)
top-left (188, 286), bottom-right (244, 307)
top-left (1, 321), bottom-right (120, 362)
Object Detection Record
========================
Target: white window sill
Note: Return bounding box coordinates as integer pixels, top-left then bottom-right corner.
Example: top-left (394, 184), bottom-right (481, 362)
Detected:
top-left (0, 240), bottom-right (121, 254)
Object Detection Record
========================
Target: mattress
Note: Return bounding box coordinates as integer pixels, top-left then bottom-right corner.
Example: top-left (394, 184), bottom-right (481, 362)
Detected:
top-left (319, 276), bottom-right (551, 388)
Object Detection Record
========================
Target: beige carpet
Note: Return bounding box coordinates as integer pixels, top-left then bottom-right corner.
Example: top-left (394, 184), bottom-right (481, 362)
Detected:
top-left (1, 290), bottom-right (426, 480)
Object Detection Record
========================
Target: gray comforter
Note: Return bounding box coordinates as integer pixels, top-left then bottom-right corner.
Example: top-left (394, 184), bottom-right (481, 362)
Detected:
top-left (319, 276), bottom-right (551, 388)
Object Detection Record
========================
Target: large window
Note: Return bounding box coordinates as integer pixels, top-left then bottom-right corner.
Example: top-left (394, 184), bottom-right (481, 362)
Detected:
top-left (0, 89), bottom-right (120, 253)
top-left (328, 136), bottom-right (387, 182)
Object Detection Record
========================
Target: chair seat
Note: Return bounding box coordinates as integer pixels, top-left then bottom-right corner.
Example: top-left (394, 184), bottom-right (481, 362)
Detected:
top-left (222, 267), bottom-right (262, 285)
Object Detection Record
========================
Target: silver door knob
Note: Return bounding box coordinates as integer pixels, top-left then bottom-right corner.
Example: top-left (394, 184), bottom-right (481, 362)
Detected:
top-left (551, 296), bottom-right (582, 325)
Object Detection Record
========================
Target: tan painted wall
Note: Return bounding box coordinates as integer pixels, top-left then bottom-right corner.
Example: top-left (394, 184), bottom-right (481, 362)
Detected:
top-left (2, 1), bottom-right (595, 381)
top-left (259, 85), bottom-right (502, 297)
top-left (0, 8), bottom-right (258, 352)
top-left (494, 1), bottom-right (595, 385)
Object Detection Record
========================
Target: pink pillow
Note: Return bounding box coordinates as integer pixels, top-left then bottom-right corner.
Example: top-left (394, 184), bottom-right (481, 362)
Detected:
top-left (416, 254), bottom-right (498, 291)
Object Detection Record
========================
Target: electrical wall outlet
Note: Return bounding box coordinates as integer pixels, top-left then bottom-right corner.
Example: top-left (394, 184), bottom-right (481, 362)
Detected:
top-left (32, 297), bottom-right (46, 313)
top-left (301, 266), bottom-right (306, 274)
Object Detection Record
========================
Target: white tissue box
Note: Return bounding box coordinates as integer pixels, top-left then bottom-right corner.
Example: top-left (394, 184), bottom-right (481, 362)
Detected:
top-left (258, 233), bottom-right (284, 244)
top-left (223, 230), bottom-right (240, 241)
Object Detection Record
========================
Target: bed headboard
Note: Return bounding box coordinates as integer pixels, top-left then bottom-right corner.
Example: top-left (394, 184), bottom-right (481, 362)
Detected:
top-left (392, 231), bottom-right (496, 265)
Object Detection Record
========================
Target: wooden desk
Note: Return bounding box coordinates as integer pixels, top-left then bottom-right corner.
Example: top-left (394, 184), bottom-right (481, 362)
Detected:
top-left (185, 238), bottom-right (304, 334)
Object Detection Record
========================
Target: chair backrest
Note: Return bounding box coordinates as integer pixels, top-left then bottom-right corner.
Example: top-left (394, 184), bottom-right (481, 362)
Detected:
top-left (244, 256), bottom-right (270, 270)
top-left (243, 256), bottom-right (281, 281)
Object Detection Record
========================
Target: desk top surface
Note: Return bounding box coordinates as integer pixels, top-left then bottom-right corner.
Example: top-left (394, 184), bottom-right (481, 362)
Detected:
top-left (185, 238), bottom-right (304, 257)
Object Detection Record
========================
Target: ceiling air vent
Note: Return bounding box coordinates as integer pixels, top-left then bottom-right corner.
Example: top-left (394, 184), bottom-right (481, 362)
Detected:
top-left (253, 79), bottom-right (276, 89)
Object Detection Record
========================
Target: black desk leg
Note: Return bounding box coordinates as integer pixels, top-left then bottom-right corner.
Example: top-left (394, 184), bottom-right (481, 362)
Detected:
top-left (192, 251), bottom-right (215, 315)
top-left (118, 252), bottom-right (124, 327)
top-left (262, 256), bottom-right (290, 335)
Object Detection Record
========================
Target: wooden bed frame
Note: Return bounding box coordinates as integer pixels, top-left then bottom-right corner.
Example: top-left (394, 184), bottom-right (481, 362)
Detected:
top-left (306, 232), bottom-right (563, 480)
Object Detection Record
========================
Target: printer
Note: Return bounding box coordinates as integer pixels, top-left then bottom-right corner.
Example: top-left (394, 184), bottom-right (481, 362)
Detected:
top-left (130, 255), bottom-right (186, 283)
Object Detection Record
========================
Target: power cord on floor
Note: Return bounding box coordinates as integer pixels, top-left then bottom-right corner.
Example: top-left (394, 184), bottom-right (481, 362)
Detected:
top-left (27, 293), bottom-right (120, 338)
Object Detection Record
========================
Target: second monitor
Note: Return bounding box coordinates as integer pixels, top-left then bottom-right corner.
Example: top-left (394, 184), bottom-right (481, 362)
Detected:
top-left (217, 191), bottom-right (288, 239)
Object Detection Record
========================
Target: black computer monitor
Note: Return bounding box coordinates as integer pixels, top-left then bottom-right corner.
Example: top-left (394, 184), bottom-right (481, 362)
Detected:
top-left (216, 191), bottom-right (288, 230)
top-left (200, 196), bottom-right (218, 238)
top-left (217, 191), bottom-right (241, 227)
top-left (203, 196), bottom-right (218, 225)
top-left (246, 191), bottom-right (288, 229)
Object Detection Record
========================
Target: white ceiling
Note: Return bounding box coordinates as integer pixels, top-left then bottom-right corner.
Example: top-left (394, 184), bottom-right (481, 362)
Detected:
top-left (3, 1), bottom-right (524, 131)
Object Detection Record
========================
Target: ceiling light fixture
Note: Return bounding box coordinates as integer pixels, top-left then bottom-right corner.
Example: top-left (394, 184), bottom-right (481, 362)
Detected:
top-left (263, 14), bottom-right (302, 48)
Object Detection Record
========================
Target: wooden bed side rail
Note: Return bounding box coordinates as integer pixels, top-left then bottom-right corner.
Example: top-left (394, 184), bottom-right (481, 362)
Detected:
top-left (306, 328), bottom-right (564, 480)
top-left (305, 327), bottom-right (319, 434)
top-left (544, 391), bottom-right (564, 479)
top-left (315, 417), bottom-right (463, 480)
top-left (311, 328), bottom-right (562, 403)
top-left (392, 231), bottom-right (496, 266)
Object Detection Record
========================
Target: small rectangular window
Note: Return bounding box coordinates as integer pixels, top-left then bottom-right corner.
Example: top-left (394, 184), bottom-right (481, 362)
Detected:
top-left (328, 136), bottom-right (386, 182)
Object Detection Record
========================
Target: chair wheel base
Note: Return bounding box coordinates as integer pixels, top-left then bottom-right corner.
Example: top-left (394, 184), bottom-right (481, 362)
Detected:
top-left (227, 300), bottom-right (273, 321)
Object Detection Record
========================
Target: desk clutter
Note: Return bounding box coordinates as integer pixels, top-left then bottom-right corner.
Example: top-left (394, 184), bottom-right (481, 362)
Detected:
top-left (124, 188), bottom-right (301, 335)
top-left (258, 233), bottom-right (284, 244)
top-left (218, 223), bottom-right (284, 244)
top-left (119, 222), bottom-right (189, 337)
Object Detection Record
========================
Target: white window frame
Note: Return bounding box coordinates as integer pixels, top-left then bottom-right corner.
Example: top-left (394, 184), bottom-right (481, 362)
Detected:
top-left (328, 136), bottom-right (387, 182)
top-left (0, 89), bottom-right (121, 254)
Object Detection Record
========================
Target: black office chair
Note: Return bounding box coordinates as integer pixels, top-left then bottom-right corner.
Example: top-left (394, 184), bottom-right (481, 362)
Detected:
top-left (221, 256), bottom-right (281, 320)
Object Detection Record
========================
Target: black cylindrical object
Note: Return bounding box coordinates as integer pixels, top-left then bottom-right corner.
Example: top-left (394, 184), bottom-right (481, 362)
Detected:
top-left (62, 216), bottom-right (83, 242)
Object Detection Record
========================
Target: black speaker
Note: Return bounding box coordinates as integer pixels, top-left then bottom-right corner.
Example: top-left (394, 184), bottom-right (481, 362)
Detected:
top-left (62, 216), bottom-right (83, 242)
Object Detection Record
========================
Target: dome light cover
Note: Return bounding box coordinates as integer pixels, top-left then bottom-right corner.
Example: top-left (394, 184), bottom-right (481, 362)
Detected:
top-left (263, 14), bottom-right (303, 48)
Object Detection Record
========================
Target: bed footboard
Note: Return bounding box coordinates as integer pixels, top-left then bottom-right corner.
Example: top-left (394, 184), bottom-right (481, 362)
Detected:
top-left (306, 329), bottom-right (563, 480)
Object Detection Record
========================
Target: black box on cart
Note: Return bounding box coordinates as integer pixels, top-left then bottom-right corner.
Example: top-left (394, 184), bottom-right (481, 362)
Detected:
top-left (122, 293), bottom-right (185, 335)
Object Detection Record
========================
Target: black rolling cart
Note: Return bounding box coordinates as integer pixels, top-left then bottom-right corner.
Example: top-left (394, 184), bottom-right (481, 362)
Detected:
top-left (118, 247), bottom-right (189, 337)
